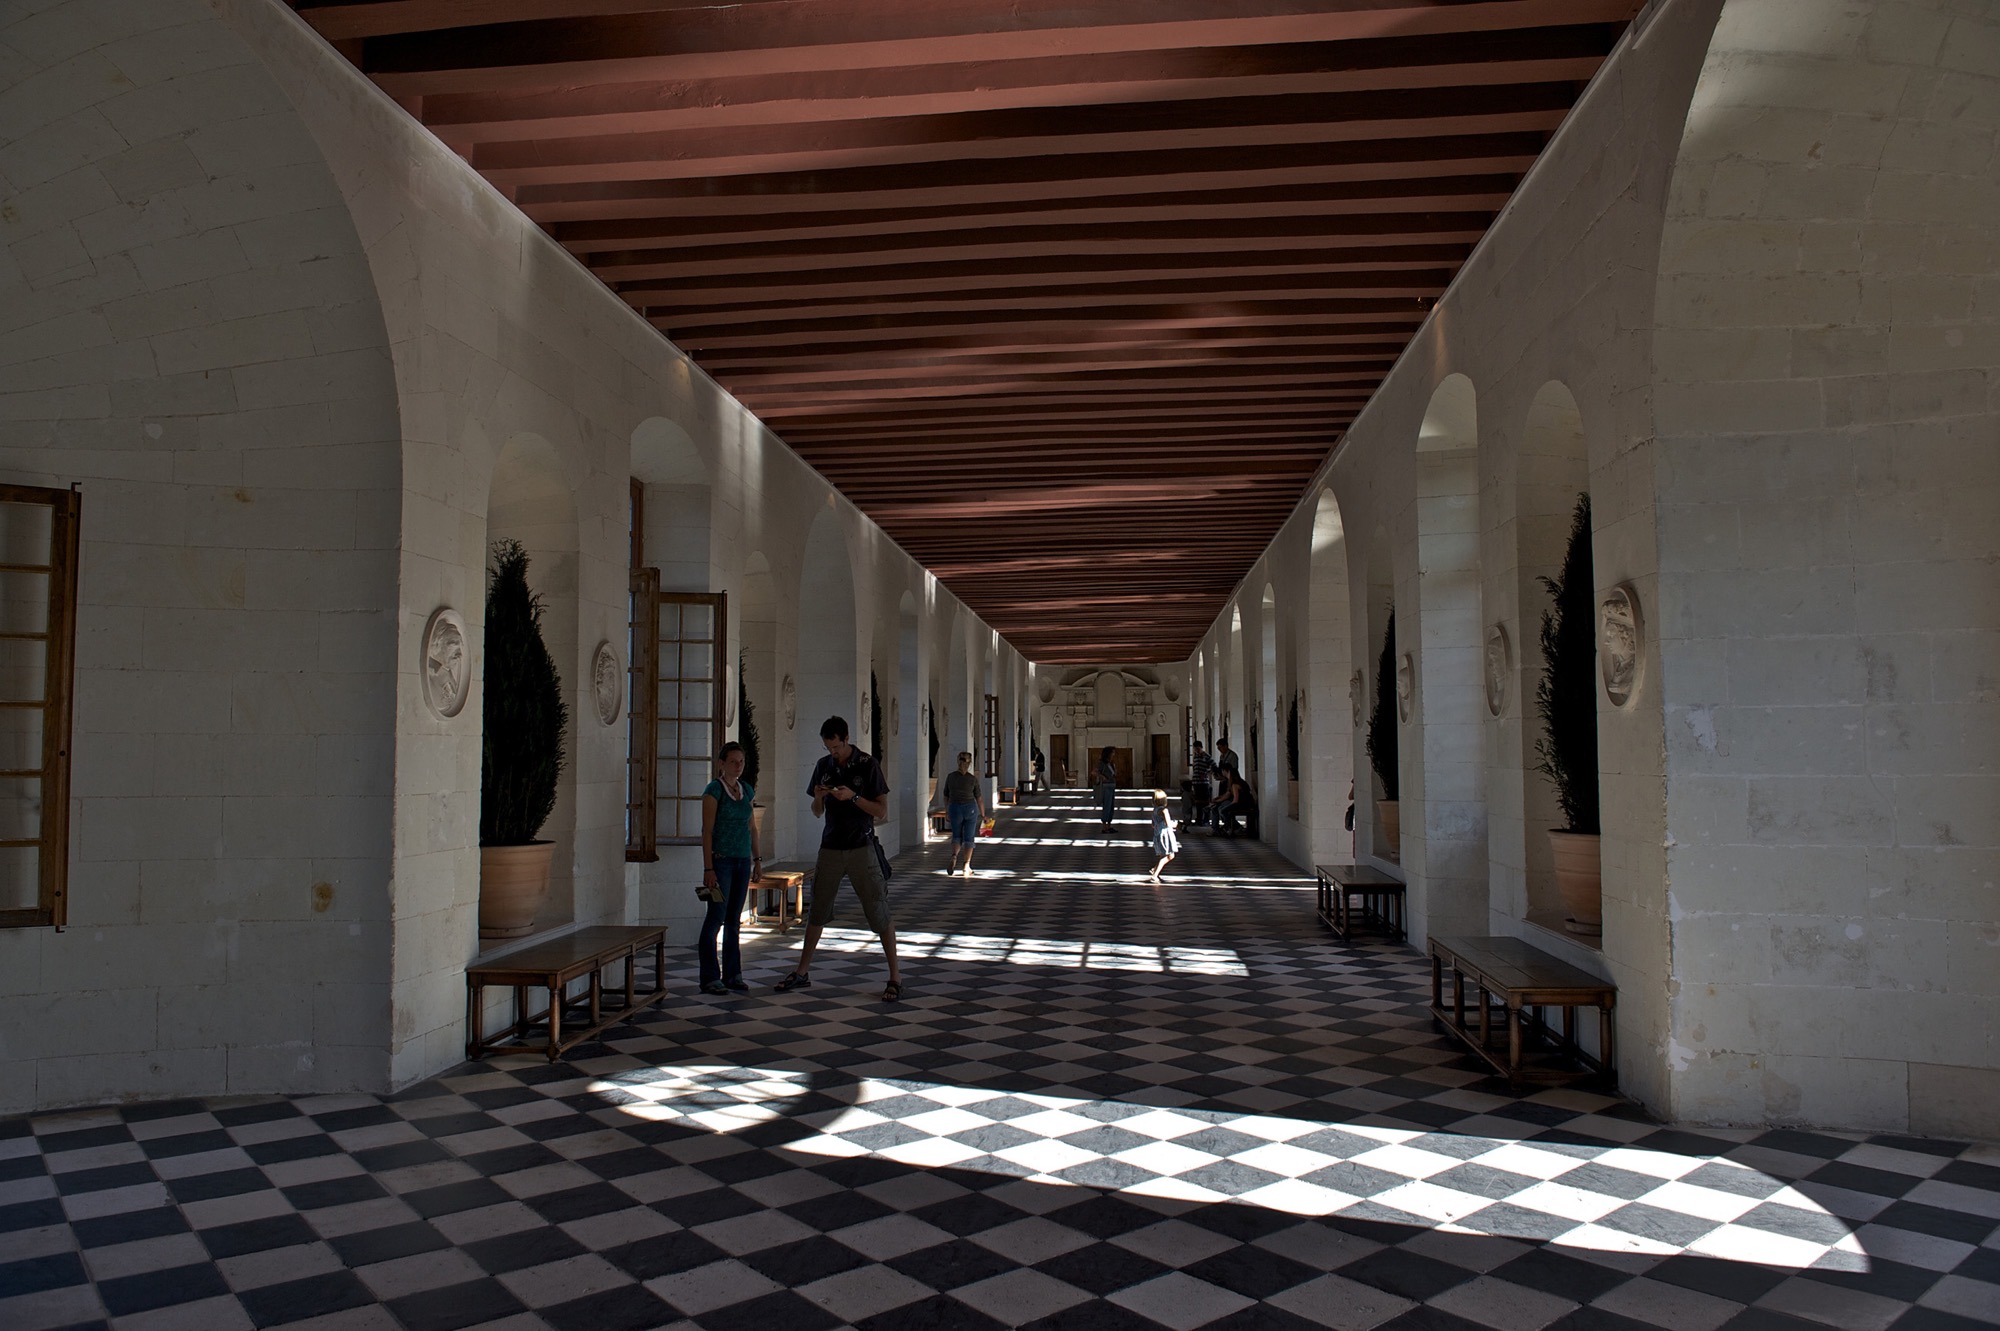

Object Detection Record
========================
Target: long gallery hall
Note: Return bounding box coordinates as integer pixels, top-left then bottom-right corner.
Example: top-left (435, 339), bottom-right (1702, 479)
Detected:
top-left (1, 0), bottom-right (1997, 1328)
top-left (4, 796), bottom-right (1995, 1328)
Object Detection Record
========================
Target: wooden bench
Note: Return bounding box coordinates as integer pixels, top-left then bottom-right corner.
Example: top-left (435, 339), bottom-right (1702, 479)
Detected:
top-left (998, 786), bottom-right (1017, 805)
top-left (1429, 935), bottom-right (1616, 1087)
top-left (746, 867), bottom-right (808, 933)
top-left (466, 925), bottom-right (666, 1062)
top-left (1314, 863), bottom-right (1407, 942)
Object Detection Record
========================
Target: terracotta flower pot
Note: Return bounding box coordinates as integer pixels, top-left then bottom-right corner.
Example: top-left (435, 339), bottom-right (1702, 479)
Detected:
top-left (1549, 830), bottom-right (1602, 936)
top-left (479, 841), bottom-right (555, 941)
top-left (1377, 799), bottom-right (1401, 860)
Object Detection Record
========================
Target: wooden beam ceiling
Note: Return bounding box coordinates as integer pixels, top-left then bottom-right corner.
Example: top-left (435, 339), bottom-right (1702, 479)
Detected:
top-left (288, 0), bottom-right (1638, 664)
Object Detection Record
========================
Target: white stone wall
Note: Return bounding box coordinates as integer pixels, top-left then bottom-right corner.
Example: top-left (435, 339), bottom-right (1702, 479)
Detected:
top-left (0, 0), bottom-right (402, 1112)
top-left (1650, 0), bottom-right (2000, 1133)
top-left (0, 0), bottom-right (1020, 1112)
top-left (1190, 0), bottom-right (1728, 1117)
top-left (1189, 0), bottom-right (1999, 1133)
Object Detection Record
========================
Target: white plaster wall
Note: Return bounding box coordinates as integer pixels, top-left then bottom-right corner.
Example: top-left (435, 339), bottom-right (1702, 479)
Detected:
top-left (1192, 0), bottom-right (1728, 1117)
top-left (0, 0), bottom-right (401, 1111)
top-left (1650, 0), bottom-right (2000, 1134)
top-left (0, 0), bottom-right (1017, 1111)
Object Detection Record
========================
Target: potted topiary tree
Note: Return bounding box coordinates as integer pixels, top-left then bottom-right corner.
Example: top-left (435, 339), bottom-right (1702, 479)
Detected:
top-left (1534, 493), bottom-right (1601, 936)
top-left (739, 649), bottom-right (766, 861)
top-left (479, 540), bottom-right (570, 940)
top-left (1285, 690), bottom-right (1301, 820)
top-left (1366, 608), bottom-right (1400, 858)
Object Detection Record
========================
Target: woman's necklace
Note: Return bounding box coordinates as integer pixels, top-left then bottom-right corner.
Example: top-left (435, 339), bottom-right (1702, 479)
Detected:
top-left (720, 775), bottom-right (744, 802)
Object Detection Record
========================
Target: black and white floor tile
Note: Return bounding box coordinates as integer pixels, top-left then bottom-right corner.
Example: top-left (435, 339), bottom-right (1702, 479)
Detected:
top-left (4, 791), bottom-right (1997, 1330)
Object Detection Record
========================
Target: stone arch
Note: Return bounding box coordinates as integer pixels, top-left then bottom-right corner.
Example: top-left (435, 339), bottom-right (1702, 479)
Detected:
top-left (486, 432), bottom-right (582, 931)
top-left (1307, 488), bottom-right (1356, 866)
top-left (1412, 374), bottom-right (1488, 942)
top-left (795, 509), bottom-right (858, 859)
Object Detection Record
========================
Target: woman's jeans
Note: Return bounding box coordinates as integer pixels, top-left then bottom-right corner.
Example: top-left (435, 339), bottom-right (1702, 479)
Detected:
top-left (1099, 783), bottom-right (1116, 823)
top-left (948, 801), bottom-right (980, 846)
top-left (697, 856), bottom-right (752, 986)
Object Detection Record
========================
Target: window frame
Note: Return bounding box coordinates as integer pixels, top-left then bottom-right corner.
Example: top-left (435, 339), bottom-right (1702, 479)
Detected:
top-left (0, 483), bottom-right (80, 930)
top-left (627, 580), bottom-right (727, 857)
top-left (982, 693), bottom-right (999, 778)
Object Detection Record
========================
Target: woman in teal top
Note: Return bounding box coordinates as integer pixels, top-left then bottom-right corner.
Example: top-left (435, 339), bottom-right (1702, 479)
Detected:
top-left (698, 742), bottom-right (759, 994)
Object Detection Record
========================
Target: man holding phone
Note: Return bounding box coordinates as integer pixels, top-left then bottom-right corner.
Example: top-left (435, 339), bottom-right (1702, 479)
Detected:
top-left (775, 715), bottom-right (903, 1001)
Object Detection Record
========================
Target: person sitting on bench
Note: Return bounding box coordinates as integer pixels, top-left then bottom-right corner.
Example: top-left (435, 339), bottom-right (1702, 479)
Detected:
top-left (1215, 771), bottom-right (1257, 837)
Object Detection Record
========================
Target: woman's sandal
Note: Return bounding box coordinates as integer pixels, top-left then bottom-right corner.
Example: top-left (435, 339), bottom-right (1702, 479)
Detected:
top-left (881, 980), bottom-right (903, 1002)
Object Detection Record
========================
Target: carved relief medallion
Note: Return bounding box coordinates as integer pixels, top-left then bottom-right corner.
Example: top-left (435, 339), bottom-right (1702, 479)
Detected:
top-left (591, 640), bottom-right (623, 726)
top-left (780, 674), bottom-right (797, 730)
top-left (1598, 583), bottom-right (1644, 707)
top-left (421, 608), bottom-right (470, 719)
top-left (1037, 676), bottom-right (1056, 703)
top-left (1349, 669), bottom-right (1364, 727)
top-left (1483, 624), bottom-right (1511, 718)
top-left (1395, 653), bottom-right (1414, 722)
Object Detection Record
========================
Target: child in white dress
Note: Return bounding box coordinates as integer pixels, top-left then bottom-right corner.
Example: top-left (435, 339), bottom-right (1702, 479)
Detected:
top-left (1147, 789), bottom-right (1179, 883)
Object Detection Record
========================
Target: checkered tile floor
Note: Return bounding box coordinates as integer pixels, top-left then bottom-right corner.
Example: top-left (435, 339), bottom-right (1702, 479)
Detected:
top-left (5, 792), bottom-right (1997, 1330)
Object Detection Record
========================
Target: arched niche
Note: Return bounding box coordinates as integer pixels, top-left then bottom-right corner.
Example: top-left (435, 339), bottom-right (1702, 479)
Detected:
top-left (1362, 527), bottom-right (1397, 863)
top-left (1413, 373), bottom-right (1488, 941)
top-left (486, 432), bottom-right (581, 931)
top-left (1513, 381), bottom-right (1591, 934)
top-left (1307, 488), bottom-right (1356, 865)
top-left (739, 551), bottom-right (779, 856)
top-left (1259, 584), bottom-right (1280, 814)
top-left (632, 418), bottom-right (711, 592)
top-left (895, 589), bottom-right (923, 849)
top-left (794, 510), bottom-right (857, 859)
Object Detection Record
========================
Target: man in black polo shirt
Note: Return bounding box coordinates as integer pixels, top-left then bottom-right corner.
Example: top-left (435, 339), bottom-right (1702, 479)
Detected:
top-left (775, 716), bottom-right (903, 1001)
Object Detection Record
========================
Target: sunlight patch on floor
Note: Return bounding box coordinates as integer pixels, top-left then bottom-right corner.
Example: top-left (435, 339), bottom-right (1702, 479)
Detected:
top-left (803, 927), bottom-right (1250, 975)
top-left (587, 1065), bottom-right (1867, 1272)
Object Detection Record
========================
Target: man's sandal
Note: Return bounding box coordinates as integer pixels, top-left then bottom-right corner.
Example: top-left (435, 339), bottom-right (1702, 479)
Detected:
top-left (775, 971), bottom-right (812, 991)
top-left (881, 980), bottom-right (903, 1002)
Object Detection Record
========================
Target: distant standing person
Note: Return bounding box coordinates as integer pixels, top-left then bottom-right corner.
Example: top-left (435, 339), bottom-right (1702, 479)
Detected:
top-left (1215, 737), bottom-right (1240, 779)
top-left (941, 750), bottom-right (985, 878)
top-left (1147, 790), bottom-right (1179, 883)
top-left (1095, 746), bottom-right (1118, 827)
top-left (696, 741), bottom-right (758, 995)
top-left (1189, 740), bottom-right (1214, 826)
top-left (777, 716), bottom-right (903, 1002)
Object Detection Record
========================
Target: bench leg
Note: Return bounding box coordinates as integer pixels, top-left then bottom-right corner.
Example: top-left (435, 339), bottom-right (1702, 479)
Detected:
top-left (590, 966), bottom-right (602, 1026)
top-left (1507, 1005), bottom-right (1523, 1077)
top-left (1600, 1004), bottom-right (1615, 1079)
top-left (625, 952), bottom-right (636, 1009)
top-left (546, 982), bottom-right (562, 1059)
top-left (654, 933), bottom-right (666, 995)
top-left (1430, 952), bottom-right (1443, 1012)
top-left (1453, 967), bottom-right (1466, 1035)
top-left (1477, 981), bottom-right (1490, 1048)
top-left (467, 981), bottom-right (483, 1059)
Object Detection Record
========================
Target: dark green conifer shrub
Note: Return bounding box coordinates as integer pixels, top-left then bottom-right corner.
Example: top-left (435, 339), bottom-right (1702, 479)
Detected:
top-left (1534, 494), bottom-right (1600, 834)
top-left (480, 540), bottom-right (569, 846)
top-left (1366, 609), bottom-right (1398, 800)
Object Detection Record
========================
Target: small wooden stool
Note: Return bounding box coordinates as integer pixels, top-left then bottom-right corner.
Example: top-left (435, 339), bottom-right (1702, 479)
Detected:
top-left (746, 870), bottom-right (806, 932)
top-left (999, 786), bottom-right (1017, 805)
